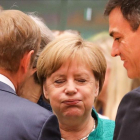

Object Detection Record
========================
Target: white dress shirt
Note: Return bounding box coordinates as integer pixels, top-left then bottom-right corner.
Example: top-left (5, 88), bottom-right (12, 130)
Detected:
top-left (0, 74), bottom-right (15, 92)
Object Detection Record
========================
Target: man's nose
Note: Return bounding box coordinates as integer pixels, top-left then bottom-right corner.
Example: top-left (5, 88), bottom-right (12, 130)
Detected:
top-left (111, 42), bottom-right (120, 57)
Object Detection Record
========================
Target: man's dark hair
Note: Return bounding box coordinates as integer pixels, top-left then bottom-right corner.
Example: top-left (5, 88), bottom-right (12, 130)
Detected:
top-left (104, 0), bottom-right (140, 31)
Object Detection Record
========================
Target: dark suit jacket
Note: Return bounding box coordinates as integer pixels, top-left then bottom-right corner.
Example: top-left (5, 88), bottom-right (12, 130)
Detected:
top-left (0, 81), bottom-right (61, 140)
top-left (114, 87), bottom-right (140, 140)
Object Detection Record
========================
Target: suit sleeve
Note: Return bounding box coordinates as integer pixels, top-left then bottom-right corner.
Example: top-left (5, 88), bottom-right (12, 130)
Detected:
top-left (38, 114), bottom-right (61, 140)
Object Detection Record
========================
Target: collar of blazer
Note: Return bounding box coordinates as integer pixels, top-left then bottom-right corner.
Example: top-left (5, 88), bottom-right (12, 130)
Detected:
top-left (0, 81), bottom-right (17, 96)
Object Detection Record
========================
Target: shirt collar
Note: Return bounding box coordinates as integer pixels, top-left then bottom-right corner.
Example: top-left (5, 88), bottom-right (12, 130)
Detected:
top-left (0, 74), bottom-right (16, 92)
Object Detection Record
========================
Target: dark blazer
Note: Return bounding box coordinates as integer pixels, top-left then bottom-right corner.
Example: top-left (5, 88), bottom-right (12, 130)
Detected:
top-left (0, 81), bottom-right (61, 140)
top-left (114, 87), bottom-right (140, 140)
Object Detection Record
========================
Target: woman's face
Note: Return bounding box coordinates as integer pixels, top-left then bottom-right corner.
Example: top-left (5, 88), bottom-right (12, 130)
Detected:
top-left (43, 60), bottom-right (99, 119)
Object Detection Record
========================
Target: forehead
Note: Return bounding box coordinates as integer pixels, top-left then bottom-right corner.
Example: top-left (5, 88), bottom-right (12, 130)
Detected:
top-left (109, 7), bottom-right (131, 36)
top-left (49, 60), bottom-right (93, 78)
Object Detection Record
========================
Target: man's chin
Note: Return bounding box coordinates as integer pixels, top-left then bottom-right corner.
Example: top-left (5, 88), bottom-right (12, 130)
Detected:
top-left (127, 71), bottom-right (139, 79)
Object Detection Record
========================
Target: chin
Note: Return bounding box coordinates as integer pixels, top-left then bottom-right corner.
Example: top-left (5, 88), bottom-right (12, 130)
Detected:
top-left (127, 72), bottom-right (139, 79)
top-left (63, 109), bottom-right (83, 118)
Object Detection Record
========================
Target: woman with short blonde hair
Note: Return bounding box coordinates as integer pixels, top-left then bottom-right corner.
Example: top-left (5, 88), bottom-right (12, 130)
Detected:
top-left (37, 34), bottom-right (115, 140)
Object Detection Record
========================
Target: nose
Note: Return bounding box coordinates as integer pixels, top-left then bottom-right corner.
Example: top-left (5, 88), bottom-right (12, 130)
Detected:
top-left (64, 80), bottom-right (77, 95)
top-left (111, 42), bottom-right (120, 57)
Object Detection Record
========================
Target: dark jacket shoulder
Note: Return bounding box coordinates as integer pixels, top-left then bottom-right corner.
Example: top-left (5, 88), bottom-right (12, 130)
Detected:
top-left (114, 86), bottom-right (140, 140)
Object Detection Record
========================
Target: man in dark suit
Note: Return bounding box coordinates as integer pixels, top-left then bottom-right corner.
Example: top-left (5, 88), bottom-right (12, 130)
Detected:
top-left (0, 10), bottom-right (61, 140)
top-left (104, 0), bottom-right (140, 139)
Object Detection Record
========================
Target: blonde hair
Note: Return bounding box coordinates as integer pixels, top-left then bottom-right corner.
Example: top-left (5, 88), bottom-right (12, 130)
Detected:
top-left (0, 10), bottom-right (41, 72)
top-left (37, 34), bottom-right (107, 93)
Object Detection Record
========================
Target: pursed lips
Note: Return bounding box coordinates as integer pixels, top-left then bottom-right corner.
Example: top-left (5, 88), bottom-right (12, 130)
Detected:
top-left (62, 99), bottom-right (81, 105)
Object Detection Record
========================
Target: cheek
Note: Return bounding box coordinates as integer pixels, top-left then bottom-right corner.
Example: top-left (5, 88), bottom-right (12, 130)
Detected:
top-left (49, 93), bottom-right (62, 116)
top-left (81, 87), bottom-right (96, 104)
top-left (121, 38), bottom-right (133, 54)
top-left (82, 92), bottom-right (95, 112)
top-left (47, 87), bottom-right (62, 107)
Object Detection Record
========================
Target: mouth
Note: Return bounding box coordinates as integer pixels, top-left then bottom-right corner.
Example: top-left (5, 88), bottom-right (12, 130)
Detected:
top-left (62, 99), bottom-right (81, 105)
top-left (121, 57), bottom-right (125, 61)
top-left (120, 58), bottom-right (127, 66)
top-left (123, 61), bottom-right (127, 68)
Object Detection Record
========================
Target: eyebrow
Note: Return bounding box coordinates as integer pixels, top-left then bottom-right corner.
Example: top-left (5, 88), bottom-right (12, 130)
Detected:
top-left (74, 74), bottom-right (88, 77)
top-left (53, 74), bottom-right (65, 78)
top-left (109, 31), bottom-right (114, 37)
top-left (110, 31), bottom-right (120, 37)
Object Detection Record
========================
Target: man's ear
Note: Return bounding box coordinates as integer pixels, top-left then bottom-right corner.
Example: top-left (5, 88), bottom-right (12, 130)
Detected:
top-left (20, 50), bottom-right (34, 73)
top-left (43, 83), bottom-right (49, 100)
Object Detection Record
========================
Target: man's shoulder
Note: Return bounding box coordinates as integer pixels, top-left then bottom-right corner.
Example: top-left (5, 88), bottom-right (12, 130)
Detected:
top-left (121, 86), bottom-right (140, 102)
top-left (14, 94), bottom-right (52, 117)
top-left (0, 88), bottom-right (53, 118)
top-left (117, 86), bottom-right (140, 114)
top-left (18, 96), bottom-right (52, 115)
top-left (129, 86), bottom-right (140, 94)
top-left (0, 87), bottom-right (60, 140)
top-left (0, 81), bottom-right (15, 94)
top-left (114, 87), bottom-right (140, 140)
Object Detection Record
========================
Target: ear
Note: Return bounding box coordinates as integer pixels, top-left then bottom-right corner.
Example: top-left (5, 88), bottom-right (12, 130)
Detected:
top-left (94, 81), bottom-right (99, 97)
top-left (43, 82), bottom-right (49, 100)
top-left (32, 68), bottom-right (37, 75)
top-left (20, 50), bottom-right (34, 73)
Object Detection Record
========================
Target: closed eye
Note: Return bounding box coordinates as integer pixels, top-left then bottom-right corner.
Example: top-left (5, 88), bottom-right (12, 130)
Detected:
top-left (115, 37), bottom-right (120, 41)
top-left (76, 79), bottom-right (87, 83)
top-left (54, 79), bottom-right (65, 84)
